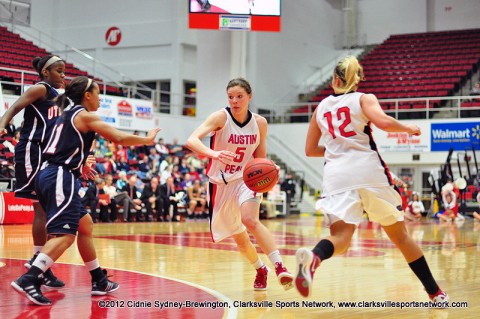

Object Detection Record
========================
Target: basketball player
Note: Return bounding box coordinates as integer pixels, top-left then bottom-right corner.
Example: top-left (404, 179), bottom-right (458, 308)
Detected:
top-left (185, 78), bottom-right (293, 291)
top-left (0, 55), bottom-right (66, 288)
top-left (11, 76), bottom-right (160, 306)
top-left (295, 56), bottom-right (448, 304)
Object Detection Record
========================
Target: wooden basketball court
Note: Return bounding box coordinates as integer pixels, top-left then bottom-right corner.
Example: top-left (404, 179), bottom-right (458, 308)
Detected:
top-left (1, 216), bottom-right (478, 318)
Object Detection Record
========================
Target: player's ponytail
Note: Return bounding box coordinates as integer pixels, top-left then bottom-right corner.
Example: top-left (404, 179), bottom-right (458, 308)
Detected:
top-left (56, 76), bottom-right (95, 110)
top-left (332, 56), bottom-right (365, 94)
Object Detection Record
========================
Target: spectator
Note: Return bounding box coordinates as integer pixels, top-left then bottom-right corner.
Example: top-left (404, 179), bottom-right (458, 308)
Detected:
top-left (187, 180), bottom-right (207, 219)
top-left (155, 137), bottom-right (170, 160)
top-left (405, 192), bottom-right (424, 221)
top-left (103, 174), bottom-right (141, 222)
top-left (5, 119), bottom-right (16, 137)
top-left (116, 155), bottom-right (130, 173)
top-left (178, 158), bottom-right (190, 175)
top-left (470, 83), bottom-right (480, 95)
top-left (160, 164), bottom-right (173, 185)
top-left (80, 178), bottom-right (100, 223)
top-left (115, 144), bottom-right (127, 161)
top-left (140, 177), bottom-right (163, 222)
top-left (127, 145), bottom-right (138, 161)
top-left (98, 175), bottom-right (118, 223)
top-left (102, 153), bottom-right (117, 174)
top-left (148, 148), bottom-right (161, 175)
top-left (473, 192), bottom-right (480, 222)
top-left (435, 191), bottom-right (457, 222)
top-left (137, 155), bottom-right (151, 180)
top-left (116, 171), bottom-right (128, 190)
top-left (169, 137), bottom-right (184, 157)
top-left (281, 173), bottom-right (297, 211)
top-left (160, 176), bottom-right (181, 222)
top-left (121, 175), bottom-right (144, 222)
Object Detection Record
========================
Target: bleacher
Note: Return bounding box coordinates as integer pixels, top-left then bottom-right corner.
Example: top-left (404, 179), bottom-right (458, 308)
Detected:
top-left (0, 25), bottom-right (122, 95)
top-left (301, 28), bottom-right (480, 118)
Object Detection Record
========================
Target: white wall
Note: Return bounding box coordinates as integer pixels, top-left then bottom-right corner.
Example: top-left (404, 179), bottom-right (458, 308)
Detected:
top-left (23, 0), bottom-right (480, 120)
top-left (357, 0), bottom-right (428, 44)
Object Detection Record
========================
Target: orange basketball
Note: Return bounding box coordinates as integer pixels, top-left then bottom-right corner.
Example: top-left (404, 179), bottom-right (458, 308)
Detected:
top-left (243, 158), bottom-right (278, 193)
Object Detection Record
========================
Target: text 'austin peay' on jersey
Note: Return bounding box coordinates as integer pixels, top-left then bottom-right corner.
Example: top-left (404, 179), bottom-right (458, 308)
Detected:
top-left (42, 105), bottom-right (96, 178)
top-left (316, 92), bottom-right (393, 196)
top-left (207, 107), bottom-right (260, 184)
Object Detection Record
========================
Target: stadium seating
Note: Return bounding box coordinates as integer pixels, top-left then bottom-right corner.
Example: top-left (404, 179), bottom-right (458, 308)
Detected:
top-left (299, 28), bottom-right (480, 118)
top-left (0, 26), bottom-right (122, 96)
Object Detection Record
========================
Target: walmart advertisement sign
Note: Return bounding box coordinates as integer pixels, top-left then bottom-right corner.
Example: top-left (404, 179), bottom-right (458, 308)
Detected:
top-left (431, 122), bottom-right (480, 151)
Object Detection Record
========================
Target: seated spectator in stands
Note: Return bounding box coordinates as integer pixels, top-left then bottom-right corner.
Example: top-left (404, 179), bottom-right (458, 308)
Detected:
top-left (169, 137), bottom-right (184, 157)
top-left (178, 158), bottom-right (189, 175)
top-left (470, 83), bottom-right (480, 95)
top-left (13, 129), bottom-right (20, 145)
top-left (98, 176), bottom-right (118, 223)
top-left (187, 180), bottom-right (207, 219)
top-left (160, 163), bottom-right (173, 185)
top-left (180, 173), bottom-right (193, 189)
top-left (104, 174), bottom-right (141, 222)
top-left (137, 154), bottom-right (151, 180)
top-left (172, 164), bottom-right (183, 185)
top-left (116, 144), bottom-right (128, 162)
top-left (405, 192), bottom-right (424, 221)
top-left (80, 178), bottom-right (100, 223)
top-left (101, 152), bottom-right (117, 174)
top-left (148, 147), bottom-right (160, 174)
top-left (155, 138), bottom-right (170, 160)
top-left (116, 171), bottom-right (128, 191)
top-left (281, 173), bottom-right (297, 212)
top-left (188, 165), bottom-right (201, 182)
top-left (116, 155), bottom-right (130, 173)
top-left (5, 119), bottom-right (16, 137)
top-left (133, 130), bottom-right (148, 155)
top-left (159, 155), bottom-right (172, 174)
top-left (140, 176), bottom-right (163, 221)
top-left (160, 176), bottom-right (181, 222)
top-left (122, 175), bottom-right (144, 221)
top-left (94, 135), bottom-right (109, 158)
top-left (127, 145), bottom-right (139, 161)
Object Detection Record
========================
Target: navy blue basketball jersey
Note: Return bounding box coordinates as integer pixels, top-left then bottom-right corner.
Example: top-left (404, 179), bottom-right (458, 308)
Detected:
top-left (19, 81), bottom-right (60, 146)
top-left (43, 105), bottom-right (96, 177)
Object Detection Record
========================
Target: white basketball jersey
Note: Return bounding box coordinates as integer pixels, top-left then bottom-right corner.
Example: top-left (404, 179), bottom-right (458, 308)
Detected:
top-left (207, 108), bottom-right (260, 184)
top-left (316, 92), bottom-right (392, 196)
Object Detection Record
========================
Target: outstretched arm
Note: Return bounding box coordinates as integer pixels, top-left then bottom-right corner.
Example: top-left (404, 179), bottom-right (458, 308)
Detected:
top-left (76, 111), bottom-right (160, 146)
top-left (361, 94), bottom-right (421, 135)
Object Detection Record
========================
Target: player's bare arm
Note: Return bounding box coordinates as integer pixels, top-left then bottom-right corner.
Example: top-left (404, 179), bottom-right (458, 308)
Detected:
top-left (75, 111), bottom-right (159, 145)
top-left (186, 110), bottom-right (235, 164)
top-left (0, 85), bottom-right (47, 132)
top-left (361, 94), bottom-right (421, 136)
top-left (305, 108), bottom-right (325, 157)
top-left (253, 114), bottom-right (267, 158)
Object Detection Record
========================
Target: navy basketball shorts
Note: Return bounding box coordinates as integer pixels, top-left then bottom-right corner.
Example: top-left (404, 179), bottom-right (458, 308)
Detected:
top-left (35, 165), bottom-right (88, 236)
top-left (14, 140), bottom-right (43, 200)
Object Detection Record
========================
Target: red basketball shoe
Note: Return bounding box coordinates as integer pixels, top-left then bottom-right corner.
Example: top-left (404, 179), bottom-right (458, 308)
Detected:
top-left (295, 248), bottom-right (321, 298)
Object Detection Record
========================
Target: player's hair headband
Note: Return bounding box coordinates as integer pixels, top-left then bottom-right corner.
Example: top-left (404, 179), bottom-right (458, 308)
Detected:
top-left (42, 56), bottom-right (63, 72)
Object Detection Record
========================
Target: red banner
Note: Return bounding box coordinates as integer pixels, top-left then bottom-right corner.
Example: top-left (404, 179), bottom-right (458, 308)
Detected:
top-left (0, 192), bottom-right (34, 224)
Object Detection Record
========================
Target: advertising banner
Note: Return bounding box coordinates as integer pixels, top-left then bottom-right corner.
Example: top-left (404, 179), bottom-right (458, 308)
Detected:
top-left (0, 192), bottom-right (34, 225)
top-left (431, 122), bottom-right (480, 151)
